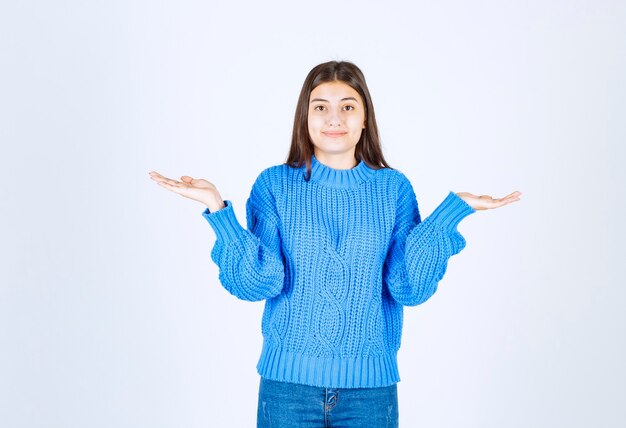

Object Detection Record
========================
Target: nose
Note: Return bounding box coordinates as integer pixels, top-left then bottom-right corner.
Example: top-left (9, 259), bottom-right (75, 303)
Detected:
top-left (327, 110), bottom-right (341, 127)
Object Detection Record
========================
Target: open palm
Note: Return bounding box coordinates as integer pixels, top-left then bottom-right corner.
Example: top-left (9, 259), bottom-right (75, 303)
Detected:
top-left (456, 191), bottom-right (521, 211)
top-left (149, 171), bottom-right (225, 211)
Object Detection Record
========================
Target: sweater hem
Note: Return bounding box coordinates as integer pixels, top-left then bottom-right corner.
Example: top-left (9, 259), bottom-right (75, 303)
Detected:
top-left (256, 343), bottom-right (400, 389)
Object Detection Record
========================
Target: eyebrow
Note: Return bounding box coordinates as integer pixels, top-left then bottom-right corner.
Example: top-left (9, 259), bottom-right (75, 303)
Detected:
top-left (310, 97), bottom-right (359, 103)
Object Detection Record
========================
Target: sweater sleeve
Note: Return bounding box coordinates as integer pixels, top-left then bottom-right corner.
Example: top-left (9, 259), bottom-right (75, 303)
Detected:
top-left (202, 170), bottom-right (285, 301)
top-left (383, 177), bottom-right (475, 306)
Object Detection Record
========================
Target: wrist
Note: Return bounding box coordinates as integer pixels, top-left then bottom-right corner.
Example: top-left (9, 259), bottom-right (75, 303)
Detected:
top-left (204, 197), bottom-right (226, 213)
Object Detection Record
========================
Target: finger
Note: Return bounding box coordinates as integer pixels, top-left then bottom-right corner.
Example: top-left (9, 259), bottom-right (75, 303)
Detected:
top-left (149, 171), bottom-right (166, 180)
top-left (149, 171), bottom-right (187, 187)
top-left (501, 191), bottom-right (522, 200)
top-left (500, 193), bottom-right (521, 204)
top-left (149, 172), bottom-right (173, 183)
top-left (156, 181), bottom-right (177, 191)
top-left (156, 181), bottom-right (188, 195)
top-left (491, 200), bottom-right (511, 208)
top-left (490, 195), bottom-right (520, 208)
top-left (492, 190), bottom-right (521, 201)
top-left (153, 175), bottom-right (184, 187)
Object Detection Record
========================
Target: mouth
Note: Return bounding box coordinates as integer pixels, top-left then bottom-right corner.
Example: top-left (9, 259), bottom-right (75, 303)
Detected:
top-left (322, 131), bottom-right (347, 138)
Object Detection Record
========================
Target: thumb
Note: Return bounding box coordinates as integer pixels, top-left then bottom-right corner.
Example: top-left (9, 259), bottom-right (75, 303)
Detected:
top-left (180, 175), bottom-right (193, 183)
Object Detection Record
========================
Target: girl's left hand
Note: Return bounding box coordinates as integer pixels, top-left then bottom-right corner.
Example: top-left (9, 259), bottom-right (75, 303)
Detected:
top-left (455, 191), bottom-right (522, 211)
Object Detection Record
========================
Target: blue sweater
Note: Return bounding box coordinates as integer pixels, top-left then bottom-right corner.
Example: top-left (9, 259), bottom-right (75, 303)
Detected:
top-left (202, 156), bottom-right (474, 388)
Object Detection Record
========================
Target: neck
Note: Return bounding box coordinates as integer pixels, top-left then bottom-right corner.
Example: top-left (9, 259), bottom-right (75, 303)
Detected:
top-left (313, 151), bottom-right (357, 170)
top-left (309, 155), bottom-right (375, 189)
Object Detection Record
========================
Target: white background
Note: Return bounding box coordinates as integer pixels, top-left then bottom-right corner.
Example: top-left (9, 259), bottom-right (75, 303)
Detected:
top-left (1, 1), bottom-right (624, 427)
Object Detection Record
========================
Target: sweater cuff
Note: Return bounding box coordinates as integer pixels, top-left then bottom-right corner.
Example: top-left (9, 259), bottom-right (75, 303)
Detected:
top-left (201, 200), bottom-right (245, 242)
top-left (428, 191), bottom-right (475, 231)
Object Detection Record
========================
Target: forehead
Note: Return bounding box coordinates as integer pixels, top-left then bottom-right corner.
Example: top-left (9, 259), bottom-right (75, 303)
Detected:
top-left (310, 81), bottom-right (362, 102)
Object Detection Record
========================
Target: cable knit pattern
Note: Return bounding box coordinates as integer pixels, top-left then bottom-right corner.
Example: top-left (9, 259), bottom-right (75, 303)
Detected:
top-left (202, 156), bottom-right (474, 388)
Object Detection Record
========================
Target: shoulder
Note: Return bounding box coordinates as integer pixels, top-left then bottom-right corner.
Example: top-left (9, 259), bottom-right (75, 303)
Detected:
top-left (372, 167), bottom-right (415, 196)
top-left (250, 163), bottom-right (300, 198)
top-left (371, 168), bottom-right (420, 220)
top-left (376, 167), bottom-right (410, 182)
top-left (256, 163), bottom-right (287, 181)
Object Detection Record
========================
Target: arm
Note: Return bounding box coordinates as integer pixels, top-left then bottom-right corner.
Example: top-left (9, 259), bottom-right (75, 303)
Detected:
top-left (383, 179), bottom-right (475, 306)
top-left (203, 171), bottom-right (285, 301)
top-left (149, 169), bottom-right (285, 301)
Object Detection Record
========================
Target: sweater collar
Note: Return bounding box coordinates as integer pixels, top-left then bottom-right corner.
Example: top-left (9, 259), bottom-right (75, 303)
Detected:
top-left (308, 155), bottom-right (377, 188)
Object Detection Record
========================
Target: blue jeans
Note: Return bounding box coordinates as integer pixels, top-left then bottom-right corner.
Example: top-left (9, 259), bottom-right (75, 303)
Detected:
top-left (257, 378), bottom-right (399, 428)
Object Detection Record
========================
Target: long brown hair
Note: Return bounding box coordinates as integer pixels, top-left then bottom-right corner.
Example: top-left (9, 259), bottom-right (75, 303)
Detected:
top-left (285, 61), bottom-right (390, 179)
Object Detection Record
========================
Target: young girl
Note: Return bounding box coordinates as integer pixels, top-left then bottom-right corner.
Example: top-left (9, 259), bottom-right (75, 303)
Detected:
top-left (149, 61), bottom-right (520, 428)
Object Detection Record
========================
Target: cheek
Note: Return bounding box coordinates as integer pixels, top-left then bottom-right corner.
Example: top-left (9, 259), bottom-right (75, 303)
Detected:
top-left (308, 115), bottom-right (324, 132)
top-left (348, 115), bottom-right (366, 132)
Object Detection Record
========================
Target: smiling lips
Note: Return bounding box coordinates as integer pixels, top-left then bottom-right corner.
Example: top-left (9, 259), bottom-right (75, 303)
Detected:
top-left (322, 131), bottom-right (348, 138)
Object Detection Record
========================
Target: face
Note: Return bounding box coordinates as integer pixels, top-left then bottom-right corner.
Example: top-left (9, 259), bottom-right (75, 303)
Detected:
top-left (307, 81), bottom-right (366, 165)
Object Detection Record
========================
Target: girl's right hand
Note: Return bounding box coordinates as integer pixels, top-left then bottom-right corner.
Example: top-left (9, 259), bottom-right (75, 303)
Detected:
top-left (149, 171), bottom-right (226, 212)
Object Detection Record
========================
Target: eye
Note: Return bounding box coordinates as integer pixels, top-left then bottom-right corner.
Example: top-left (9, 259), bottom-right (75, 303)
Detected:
top-left (343, 105), bottom-right (355, 111)
top-left (313, 105), bottom-right (326, 111)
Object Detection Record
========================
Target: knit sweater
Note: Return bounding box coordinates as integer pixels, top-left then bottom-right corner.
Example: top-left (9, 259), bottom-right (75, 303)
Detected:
top-left (202, 156), bottom-right (474, 388)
